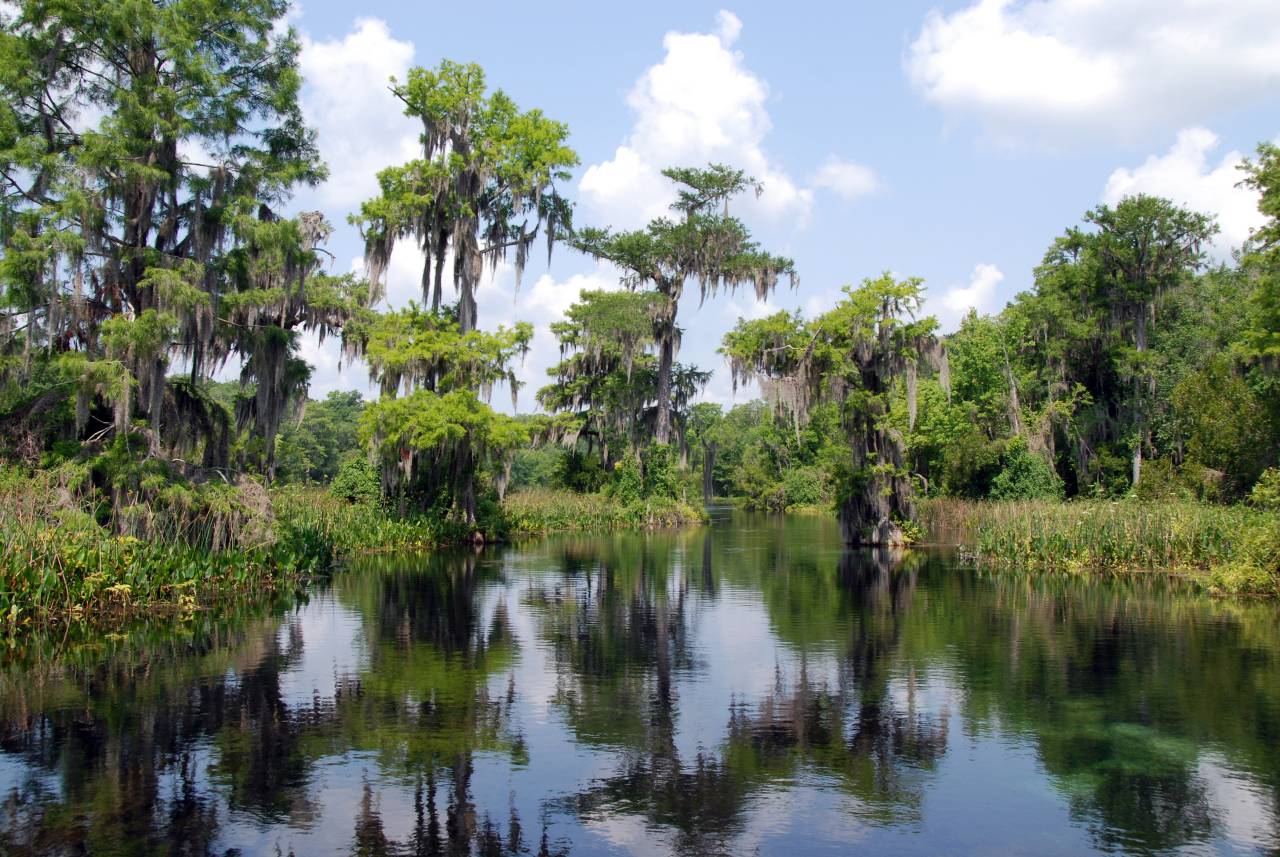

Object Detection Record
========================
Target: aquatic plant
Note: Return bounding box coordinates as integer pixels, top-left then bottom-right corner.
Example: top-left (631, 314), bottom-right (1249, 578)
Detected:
top-left (923, 498), bottom-right (1278, 594)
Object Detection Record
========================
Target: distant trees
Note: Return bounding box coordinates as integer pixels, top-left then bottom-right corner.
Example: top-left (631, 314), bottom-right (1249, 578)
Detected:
top-left (536, 288), bottom-right (708, 475)
top-left (275, 391), bottom-right (366, 485)
top-left (1035, 196), bottom-right (1216, 487)
top-left (893, 194), bottom-right (1277, 502)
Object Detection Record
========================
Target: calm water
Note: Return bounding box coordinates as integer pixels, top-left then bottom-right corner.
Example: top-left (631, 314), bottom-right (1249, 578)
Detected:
top-left (3, 509), bottom-right (1280, 856)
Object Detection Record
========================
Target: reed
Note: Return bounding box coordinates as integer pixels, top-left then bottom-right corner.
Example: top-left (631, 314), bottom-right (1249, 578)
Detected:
top-left (0, 469), bottom-right (332, 627)
top-left (923, 498), bottom-right (1279, 594)
top-left (270, 485), bottom-right (447, 553)
top-left (501, 488), bottom-right (707, 535)
top-left (2, 474), bottom-right (708, 630)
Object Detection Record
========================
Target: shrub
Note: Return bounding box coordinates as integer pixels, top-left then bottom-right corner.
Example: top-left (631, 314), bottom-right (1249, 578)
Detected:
top-left (1133, 457), bottom-right (1192, 502)
top-left (554, 450), bottom-right (608, 493)
top-left (509, 447), bottom-right (559, 491)
top-left (988, 440), bottom-right (1063, 501)
top-left (610, 457), bottom-right (644, 505)
top-left (642, 444), bottom-right (680, 500)
top-left (783, 466), bottom-right (830, 508)
top-left (330, 455), bottom-right (380, 505)
top-left (1250, 468), bottom-right (1280, 510)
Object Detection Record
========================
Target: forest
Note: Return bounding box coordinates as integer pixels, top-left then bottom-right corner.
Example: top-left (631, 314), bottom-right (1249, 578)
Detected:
top-left (0, 0), bottom-right (1278, 627)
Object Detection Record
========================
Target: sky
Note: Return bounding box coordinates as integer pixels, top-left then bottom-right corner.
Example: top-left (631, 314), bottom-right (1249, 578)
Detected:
top-left (275, 0), bottom-right (1280, 410)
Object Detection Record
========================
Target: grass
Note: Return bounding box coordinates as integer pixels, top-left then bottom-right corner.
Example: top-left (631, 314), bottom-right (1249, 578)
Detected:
top-left (271, 485), bottom-right (447, 553)
top-left (1, 472), bottom-right (708, 632)
top-left (0, 468), bottom-right (332, 629)
top-left (922, 498), bottom-right (1280, 595)
top-left (500, 488), bottom-right (707, 535)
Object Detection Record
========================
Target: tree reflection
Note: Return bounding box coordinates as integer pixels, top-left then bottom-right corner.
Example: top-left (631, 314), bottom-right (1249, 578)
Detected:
top-left (2, 516), bottom-right (1280, 855)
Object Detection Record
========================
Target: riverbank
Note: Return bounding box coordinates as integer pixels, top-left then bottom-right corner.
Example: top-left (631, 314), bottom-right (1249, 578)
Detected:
top-left (922, 498), bottom-right (1280, 594)
top-left (0, 475), bottom-right (706, 631)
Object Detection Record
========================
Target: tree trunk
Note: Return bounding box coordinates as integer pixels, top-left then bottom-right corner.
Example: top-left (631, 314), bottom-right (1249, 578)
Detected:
top-left (1131, 307), bottom-right (1148, 488)
top-left (654, 328), bottom-right (674, 445)
top-left (458, 242), bottom-right (481, 333)
top-left (702, 441), bottom-right (716, 502)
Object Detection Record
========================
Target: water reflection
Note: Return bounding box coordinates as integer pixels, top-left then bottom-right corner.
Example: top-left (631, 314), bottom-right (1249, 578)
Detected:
top-left (2, 512), bottom-right (1279, 855)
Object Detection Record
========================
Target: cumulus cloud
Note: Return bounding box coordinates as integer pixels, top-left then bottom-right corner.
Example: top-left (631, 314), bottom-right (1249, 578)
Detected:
top-left (579, 10), bottom-right (812, 229)
top-left (1103, 127), bottom-right (1265, 257)
top-left (297, 18), bottom-right (419, 212)
top-left (811, 156), bottom-right (881, 201)
top-left (907, 0), bottom-right (1280, 143)
top-left (935, 263), bottom-right (1004, 329)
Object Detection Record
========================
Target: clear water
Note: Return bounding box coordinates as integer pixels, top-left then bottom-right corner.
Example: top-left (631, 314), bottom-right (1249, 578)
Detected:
top-left (2, 509), bottom-right (1279, 855)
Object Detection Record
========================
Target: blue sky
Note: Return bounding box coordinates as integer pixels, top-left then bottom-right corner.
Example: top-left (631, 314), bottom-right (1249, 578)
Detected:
top-left (279, 0), bottom-right (1280, 409)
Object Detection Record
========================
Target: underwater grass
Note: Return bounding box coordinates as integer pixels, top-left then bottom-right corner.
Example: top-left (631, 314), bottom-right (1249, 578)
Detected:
top-left (922, 498), bottom-right (1280, 595)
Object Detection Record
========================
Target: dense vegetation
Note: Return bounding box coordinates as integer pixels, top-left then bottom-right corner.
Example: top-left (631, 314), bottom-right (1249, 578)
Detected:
top-left (0, 0), bottom-right (1277, 628)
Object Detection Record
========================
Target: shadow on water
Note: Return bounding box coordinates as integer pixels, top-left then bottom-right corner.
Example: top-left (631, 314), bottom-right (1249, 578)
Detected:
top-left (2, 511), bottom-right (1279, 855)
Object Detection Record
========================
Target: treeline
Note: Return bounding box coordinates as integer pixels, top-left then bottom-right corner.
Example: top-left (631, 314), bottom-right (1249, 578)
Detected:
top-left (698, 189), bottom-right (1280, 510)
top-left (0, 0), bottom-right (1277, 566)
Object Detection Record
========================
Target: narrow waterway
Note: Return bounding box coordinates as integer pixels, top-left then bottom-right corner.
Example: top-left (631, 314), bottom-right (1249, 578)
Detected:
top-left (3, 509), bottom-right (1278, 855)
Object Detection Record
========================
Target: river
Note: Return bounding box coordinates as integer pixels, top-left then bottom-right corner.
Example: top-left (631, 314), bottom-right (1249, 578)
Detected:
top-left (2, 509), bottom-right (1278, 855)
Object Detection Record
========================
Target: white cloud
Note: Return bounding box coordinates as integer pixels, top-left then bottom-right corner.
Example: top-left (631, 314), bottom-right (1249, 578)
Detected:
top-left (579, 10), bottom-right (812, 229)
top-left (1103, 127), bottom-right (1265, 257)
top-left (907, 0), bottom-right (1280, 143)
top-left (811, 156), bottom-right (881, 201)
top-left (297, 18), bottom-right (418, 212)
top-left (935, 263), bottom-right (1004, 329)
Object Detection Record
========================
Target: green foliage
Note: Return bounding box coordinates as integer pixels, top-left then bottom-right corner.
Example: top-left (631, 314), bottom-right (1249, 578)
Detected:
top-left (509, 447), bottom-right (560, 491)
top-left (934, 498), bottom-right (1274, 592)
top-left (275, 390), bottom-right (366, 483)
top-left (0, 466), bottom-right (333, 628)
top-left (0, 0), bottom-right (348, 485)
top-left (610, 457), bottom-right (645, 505)
top-left (537, 289), bottom-right (708, 462)
top-left (501, 489), bottom-right (705, 535)
top-left (330, 456), bottom-right (380, 505)
top-left (782, 466), bottom-right (832, 509)
top-left (1249, 468), bottom-right (1280, 510)
top-left (989, 439), bottom-right (1064, 501)
top-left (573, 164), bottom-right (795, 445)
top-left (555, 450), bottom-right (609, 493)
top-left (722, 274), bottom-right (938, 542)
top-left (352, 59), bottom-right (578, 331)
top-left (641, 444), bottom-right (680, 500)
top-left (345, 305), bottom-right (533, 523)
top-left (1171, 356), bottom-right (1270, 492)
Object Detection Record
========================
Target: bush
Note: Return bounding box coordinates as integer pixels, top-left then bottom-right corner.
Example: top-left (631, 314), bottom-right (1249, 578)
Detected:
top-left (610, 456), bottom-right (644, 505)
top-left (642, 444), bottom-right (680, 500)
top-left (988, 440), bottom-right (1063, 501)
top-left (509, 447), bottom-right (559, 491)
top-left (330, 455), bottom-right (380, 505)
top-left (1133, 457), bottom-right (1192, 502)
top-left (783, 466), bottom-right (830, 508)
top-left (1250, 468), bottom-right (1280, 510)
top-left (554, 450), bottom-right (608, 493)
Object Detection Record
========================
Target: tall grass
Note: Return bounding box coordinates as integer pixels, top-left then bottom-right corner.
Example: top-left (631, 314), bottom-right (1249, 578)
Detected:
top-left (270, 486), bottom-right (447, 553)
top-left (923, 498), bottom-right (1280, 594)
top-left (0, 468), bottom-right (331, 627)
top-left (2, 475), bottom-right (708, 630)
top-left (501, 489), bottom-right (706, 535)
